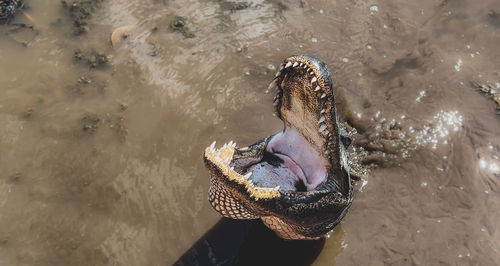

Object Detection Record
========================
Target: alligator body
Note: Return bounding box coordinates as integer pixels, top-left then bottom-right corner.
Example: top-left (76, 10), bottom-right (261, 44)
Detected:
top-left (204, 55), bottom-right (353, 240)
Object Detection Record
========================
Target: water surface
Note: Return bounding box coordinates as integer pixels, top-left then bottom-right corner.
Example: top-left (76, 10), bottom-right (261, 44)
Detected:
top-left (0, 0), bottom-right (499, 265)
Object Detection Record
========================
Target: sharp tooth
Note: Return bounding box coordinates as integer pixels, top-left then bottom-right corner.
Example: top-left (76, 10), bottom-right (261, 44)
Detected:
top-left (274, 185), bottom-right (280, 190)
top-left (319, 124), bottom-right (327, 132)
top-left (311, 77), bottom-right (317, 83)
top-left (248, 180), bottom-right (254, 186)
top-left (310, 71), bottom-right (314, 76)
top-left (228, 141), bottom-right (233, 147)
top-left (293, 62), bottom-right (299, 67)
top-left (210, 141), bottom-right (216, 150)
top-left (325, 130), bottom-right (330, 135)
top-left (315, 85), bottom-right (321, 91)
top-left (285, 61), bottom-right (292, 68)
top-left (273, 101), bottom-right (279, 107)
top-left (243, 172), bottom-right (252, 179)
top-left (321, 93), bottom-right (327, 99)
top-left (229, 167), bottom-right (234, 172)
top-left (319, 116), bottom-right (326, 123)
top-left (275, 71), bottom-right (281, 77)
top-left (299, 63), bottom-right (303, 67)
top-left (268, 79), bottom-right (277, 89)
top-left (321, 108), bottom-right (326, 114)
top-left (303, 65), bottom-right (308, 69)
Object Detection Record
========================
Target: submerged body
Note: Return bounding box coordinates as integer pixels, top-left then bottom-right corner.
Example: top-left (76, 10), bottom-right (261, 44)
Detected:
top-left (204, 55), bottom-right (353, 239)
top-left (174, 218), bottom-right (325, 266)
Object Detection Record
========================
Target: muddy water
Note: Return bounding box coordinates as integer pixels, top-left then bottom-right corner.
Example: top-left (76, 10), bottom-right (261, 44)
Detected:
top-left (0, 0), bottom-right (499, 265)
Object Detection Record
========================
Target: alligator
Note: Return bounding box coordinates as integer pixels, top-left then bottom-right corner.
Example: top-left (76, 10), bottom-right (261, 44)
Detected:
top-left (203, 55), bottom-right (353, 240)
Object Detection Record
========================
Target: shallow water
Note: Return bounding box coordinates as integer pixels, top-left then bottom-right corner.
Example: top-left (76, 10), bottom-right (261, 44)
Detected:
top-left (0, 0), bottom-right (499, 265)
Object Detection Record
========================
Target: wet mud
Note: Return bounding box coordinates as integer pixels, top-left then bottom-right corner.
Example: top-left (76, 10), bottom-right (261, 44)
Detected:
top-left (1, 0), bottom-right (499, 265)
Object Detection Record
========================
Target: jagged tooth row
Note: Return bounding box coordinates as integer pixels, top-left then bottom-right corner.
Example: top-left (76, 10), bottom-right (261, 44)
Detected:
top-left (281, 60), bottom-right (325, 95)
top-left (268, 79), bottom-right (277, 91)
top-left (280, 59), bottom-right (333, 143)
top-left (274, 88), bottom-right (283, 117)
top-left (325, 132), bottom-right (334, 161)
top-left (205, 141), bottom-right (281, 199)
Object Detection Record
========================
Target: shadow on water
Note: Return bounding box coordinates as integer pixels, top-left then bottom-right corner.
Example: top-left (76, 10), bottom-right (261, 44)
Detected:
top-left (174, 218), bottom-right (326, 266)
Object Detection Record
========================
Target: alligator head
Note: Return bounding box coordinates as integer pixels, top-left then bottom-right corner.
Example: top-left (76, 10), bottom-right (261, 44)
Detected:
top-left (203, 55), bottom-right (353, 240)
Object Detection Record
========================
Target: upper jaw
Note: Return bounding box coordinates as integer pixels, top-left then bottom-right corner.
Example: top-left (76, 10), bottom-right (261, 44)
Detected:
top-left (269, 55), bottom-right (349, 191)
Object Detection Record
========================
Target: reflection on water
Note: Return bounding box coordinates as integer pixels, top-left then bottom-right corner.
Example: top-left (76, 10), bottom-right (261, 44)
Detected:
top-left (1, 0), bottom-right (500, 265)
top-left (414, 110), bottom-right (463, 149)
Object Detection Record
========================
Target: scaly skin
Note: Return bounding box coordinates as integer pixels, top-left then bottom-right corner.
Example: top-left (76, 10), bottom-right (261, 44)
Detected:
top-left (204, 55), bottom-right (353, 239)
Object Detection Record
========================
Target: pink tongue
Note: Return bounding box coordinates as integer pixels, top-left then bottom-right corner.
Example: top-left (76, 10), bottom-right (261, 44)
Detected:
top-left (266, 128), bottom-right (327, 190)
top-left (274, 153), bottom-right (307, 185)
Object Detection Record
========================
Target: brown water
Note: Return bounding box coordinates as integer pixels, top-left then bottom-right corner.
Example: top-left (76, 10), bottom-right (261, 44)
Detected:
top-left (1, 0), bottom-right (499, 265)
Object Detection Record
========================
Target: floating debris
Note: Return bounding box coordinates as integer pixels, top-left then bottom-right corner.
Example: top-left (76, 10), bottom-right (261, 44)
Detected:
top-left (351, 108), bottom-right (463, 167)
top-left (217, 0), bottom-right (250, 12)
top-left (169, 16), bottom-right (195, 39)
top-left (110, 25), bottom-right (134, 47)
top-left (61, 0), bottom-right (104, 35)
top-left (82, 114), bottom-right (100, 132)
top-left (0, 0), bottom-right (23, 23)
top-left (235, 43), bottom-right (248, 53)
top-left (471, 81), bottom-right (500, 112)
top-left (74, 49), bottom-right (111, 68)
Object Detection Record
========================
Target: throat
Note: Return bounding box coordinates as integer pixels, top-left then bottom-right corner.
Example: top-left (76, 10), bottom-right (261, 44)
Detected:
top-left (262, 152), bottom-right (284, 167)
top-left (245, 128), bottom-right (327, 191)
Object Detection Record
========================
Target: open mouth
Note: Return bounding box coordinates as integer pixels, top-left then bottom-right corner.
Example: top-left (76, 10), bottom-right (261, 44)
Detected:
top-left (203, 55), bottom-right (352, 239)
top-left (205, 55), bottom-right (346, 197)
